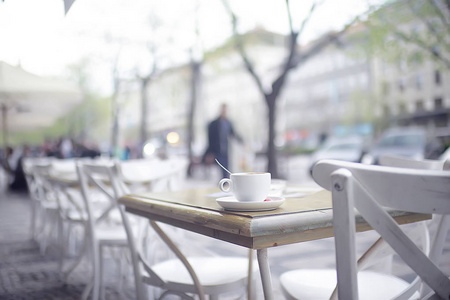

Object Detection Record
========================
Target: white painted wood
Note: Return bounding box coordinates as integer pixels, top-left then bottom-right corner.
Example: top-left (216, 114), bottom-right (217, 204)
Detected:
top-left (331, 169), bottom-right (359, 300)
top-left (379, 155), bottom-right (450, 299)
top-left (313, 159), bottom-right (450, 214)
top-left (379, 155), bottom-right (445, 170)
top-left (257, 248), bottom-right (273, 300)
top-left (312, 160), bottom-right (450, 300)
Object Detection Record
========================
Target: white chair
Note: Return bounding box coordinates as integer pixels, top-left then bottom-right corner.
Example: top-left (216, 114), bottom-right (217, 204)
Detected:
top-left (76, 161), bottom-right (131, 300)
top-left (117, 157), bottom-right (189, 193)
top-left (78, 160), bottom-right (253, 300)
top-left (280, 224), bottom-right (429, 300)
top-left (112, 163), bottom-right (254, 300)
top-left (311, 160), bottom-right (450, 299)
top-left (23, 158), bottom-right (61, 254)
top-left (44, 173), bottom-right (89, 282)
top-left (378, 155), bottom-right (450, 298)
top-left (378, 155), bottom-right (450, 171)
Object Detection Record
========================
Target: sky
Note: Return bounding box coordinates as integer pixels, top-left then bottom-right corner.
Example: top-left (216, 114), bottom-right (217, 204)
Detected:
top-left (0, 0), bottom-right (380, 95)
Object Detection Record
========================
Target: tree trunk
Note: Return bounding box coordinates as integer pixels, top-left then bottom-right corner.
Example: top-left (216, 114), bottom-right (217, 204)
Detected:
top-left (140, 79), bottom-right (149, 148)
top-left (1, 104), bottom-right (8, 150)
top-left (266, 95), bottom-right (278, 178)
top-left (110, 66), bottom-right (120, 158)
top-left (111, 93), bottom-right (119, 157)
top-left (187, 60), bottom-right (201, 177)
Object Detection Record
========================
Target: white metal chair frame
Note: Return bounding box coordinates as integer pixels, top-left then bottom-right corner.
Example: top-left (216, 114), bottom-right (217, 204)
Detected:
top-left (76, 161), bottom-right (131, 300)
top-left (313, 159), bottom-right (450, 300)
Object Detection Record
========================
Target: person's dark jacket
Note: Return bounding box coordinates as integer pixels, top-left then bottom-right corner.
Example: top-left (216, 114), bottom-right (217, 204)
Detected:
top-left (203, 117), bottom-right (241, 163)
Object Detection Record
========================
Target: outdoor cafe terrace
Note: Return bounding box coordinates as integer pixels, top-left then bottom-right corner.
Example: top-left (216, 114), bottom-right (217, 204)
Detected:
top-left (0, 155), bottom-right (449, 300)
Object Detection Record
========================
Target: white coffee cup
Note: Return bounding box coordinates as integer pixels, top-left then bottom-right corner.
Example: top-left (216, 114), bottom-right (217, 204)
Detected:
top-left (219, 172), bottom-right (271, 202)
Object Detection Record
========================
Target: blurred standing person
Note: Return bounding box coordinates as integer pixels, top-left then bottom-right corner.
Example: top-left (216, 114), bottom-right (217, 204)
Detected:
top-left (41, 138), bottom-right (59, 157)
top-left (60, 136), bottom-right (73, 158)
top-left (122, 145), bottom-right (131, 160)
top-left (8, 145), bottom-right (30, 192)
top-left (204, 103), bottom-right (243, 178)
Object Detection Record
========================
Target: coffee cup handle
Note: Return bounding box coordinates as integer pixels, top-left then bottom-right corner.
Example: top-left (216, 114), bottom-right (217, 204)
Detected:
top-left (219, 178), bottom-right (232, 193)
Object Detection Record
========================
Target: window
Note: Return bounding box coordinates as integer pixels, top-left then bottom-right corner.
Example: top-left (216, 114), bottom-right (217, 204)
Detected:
top-left (435, 97), bottom-right (443, 110)
top-left (416, 75), bottom-right (423, 90)
top-left (432, 45), bottom-right (440, 57)
top-left (416, 100), bottom-right (424, 111)
top-left (435, 70), bottom-right (441, 86)
top-left (398, 79), bottom-right (405, 92)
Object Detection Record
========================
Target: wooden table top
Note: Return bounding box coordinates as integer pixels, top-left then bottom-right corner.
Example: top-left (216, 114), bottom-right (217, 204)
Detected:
top-left (119, 187), bottom-right (431, 249)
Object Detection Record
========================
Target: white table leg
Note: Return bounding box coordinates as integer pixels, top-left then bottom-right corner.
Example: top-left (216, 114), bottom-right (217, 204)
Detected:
top-left (257, 248), bottom-right (273, 300)
top-left (247, 249), bottom-right (254, 300)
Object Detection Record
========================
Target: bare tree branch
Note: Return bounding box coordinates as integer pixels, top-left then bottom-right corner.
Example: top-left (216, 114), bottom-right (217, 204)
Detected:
top-left (297, 1), bottom-right (320, 40)
top-left (270, 1), bottom-right (319, 99)
top-left (445, 0), bottom-right (450, 15)
top-left (407, 1), bottom-right (439, 37)
top-left (375, 2), bottom-right (450, 69)
top-left (292, 15), bottom-right (359, 68)
top-left (221, 0), bottom-right (266, 95)
top-left (416, 0), bottom-right (450, 55)
top-left (430, 0), bottom-right (450, 35)
top-left (285, 0), bottom-right (294, 34)
top-left (393, 29), bottom-right (450, 68)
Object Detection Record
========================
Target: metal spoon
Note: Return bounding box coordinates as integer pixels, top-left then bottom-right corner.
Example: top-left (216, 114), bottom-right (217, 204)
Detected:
top-left (215, 158), bottom-right (232, 175)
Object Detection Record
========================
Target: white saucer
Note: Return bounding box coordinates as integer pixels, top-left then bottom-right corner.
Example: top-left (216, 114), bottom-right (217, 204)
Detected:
top-left (216, 196), bottom-right (285, 212)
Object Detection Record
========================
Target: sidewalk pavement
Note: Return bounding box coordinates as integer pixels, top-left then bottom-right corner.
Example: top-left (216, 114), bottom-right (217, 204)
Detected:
top-left (0, 155), bottom-right (448, 299)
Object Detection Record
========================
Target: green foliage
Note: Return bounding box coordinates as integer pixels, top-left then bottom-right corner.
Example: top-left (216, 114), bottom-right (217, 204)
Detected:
top-left (2, 94), bottom-right (112, 147)
top-left (362, 0), bottom-right (450, 69)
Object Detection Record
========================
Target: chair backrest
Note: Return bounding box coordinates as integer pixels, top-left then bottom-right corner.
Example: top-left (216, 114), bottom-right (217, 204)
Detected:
top-left (76, 161), bottom-right (127, 232)
top-left (378, 155), bottom-right (450, 298)
top-left (76, 160), bottom-right (205, 300)
top-left (378, 155), bottom-right (449, 171)
top-left (117, 157), bottom-right (188, 193)
top-left (312, 159), bottom-right (450, 300)
top-left (27, 160), bottom-right (55, 204)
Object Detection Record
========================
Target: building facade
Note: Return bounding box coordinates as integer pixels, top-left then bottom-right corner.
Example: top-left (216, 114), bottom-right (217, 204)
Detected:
top-left (115, 10), bottom-right (450, 161)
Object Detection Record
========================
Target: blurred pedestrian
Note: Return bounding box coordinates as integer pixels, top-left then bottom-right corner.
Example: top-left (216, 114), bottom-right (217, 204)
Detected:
top-left (60, 136), bottom-right (73, 158)
top-left (8, 145), bottom-right (30, 192)
top-left (203, 103), bottom-right (243, 178)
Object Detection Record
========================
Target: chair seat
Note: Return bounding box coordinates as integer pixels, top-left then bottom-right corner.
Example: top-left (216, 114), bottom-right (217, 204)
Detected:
top-left (152, 256), bottom-right (249, 287)
top-left (280, 269), bottom-right (419, 300)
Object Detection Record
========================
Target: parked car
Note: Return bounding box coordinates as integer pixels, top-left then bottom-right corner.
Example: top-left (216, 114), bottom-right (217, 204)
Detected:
top-left (308, 135), bottom-right (367, 175)
top-left (361, 127), bottom-right (444, 165)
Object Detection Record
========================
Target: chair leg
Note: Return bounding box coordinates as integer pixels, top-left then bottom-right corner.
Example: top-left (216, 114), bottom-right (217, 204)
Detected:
top-left (117, 249), bottom-right (126, 292)
top-left (34, 205), bottom-right (45, 242)
top-left (62, 229), bottom-right (87, 281)
top-left (99, 246), bottom-right (105, 300)
top-left (91, 243), bottom-right (100, 300)
top-left (57, 217), bottom-right (65, 274)
top-left (30, 200), bottom-right (37, 240)
top-left (39, 210), bottom-right (50, 255)
top-left (40, 208), bottom-right (59, 255)
top-left (82, 280), bottom-right (93, 300)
